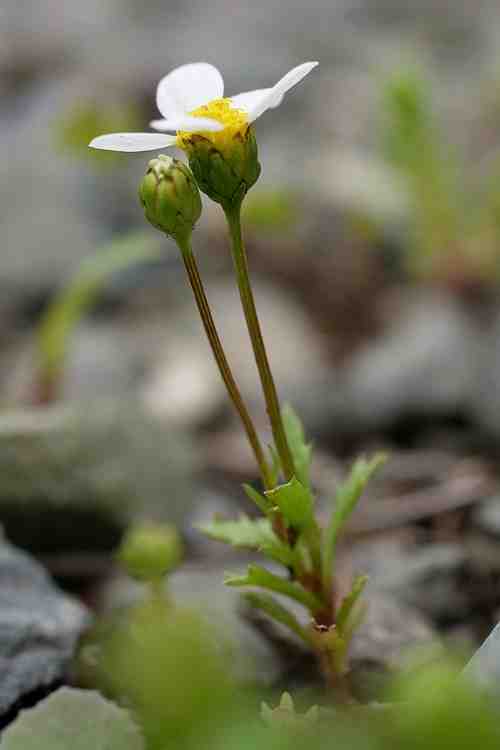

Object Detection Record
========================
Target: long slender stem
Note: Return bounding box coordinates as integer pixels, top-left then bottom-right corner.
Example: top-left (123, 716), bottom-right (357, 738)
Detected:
top-left (223, 204), bottom-right (295, 481)
top-left (176, 236), bottom-right (273, 491)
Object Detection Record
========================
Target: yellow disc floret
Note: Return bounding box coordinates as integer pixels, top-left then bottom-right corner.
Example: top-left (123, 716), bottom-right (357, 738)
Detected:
top-left (178, 97), bottom-right (261, 207)
top-left (176, 98), bottom-right (249, 153)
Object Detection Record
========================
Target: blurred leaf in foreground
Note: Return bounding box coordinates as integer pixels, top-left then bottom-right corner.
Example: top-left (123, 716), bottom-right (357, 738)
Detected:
top-left (99, 599), bottom-right (235, 750)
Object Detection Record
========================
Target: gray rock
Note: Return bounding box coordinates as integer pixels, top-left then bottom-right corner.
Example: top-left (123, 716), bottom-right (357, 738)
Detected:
top-left (352, 540), bottom-right (469, 623)
top-left (311, 291), bottom-right (482, 436)
top-left (0, 535), bottom-right (89, 717)
top-left (472, 496), bottom-right (500, 538)
top-left (471, 309), bottom-right (500, 438)
top-left (464, 622), bottom-right (500, 692)
top-left (352, 590), bottom-right (438, 666)
top-left (0, 401), bottom-right (198, 559)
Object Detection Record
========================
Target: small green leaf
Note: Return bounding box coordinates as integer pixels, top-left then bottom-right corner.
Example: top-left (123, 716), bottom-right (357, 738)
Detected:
top-left (198, 516), bottom-right (294, 566)
top-left (268, 444), bottom-right (282, 486)
top-left (336, 575), bottom-right (368, 637)
top-left (261, 692), bottom-right (320, 730)
top-left (244, 591), bottom-right (312, 645)
top-left (322, 454), bottom-right (386, 590)
top-left (282, 404), bottom-right (313, 489)
top-left (265, 477), bottom-right (314, 530)
top-left (38, 233), bottom-right (162, 380)
top-left (225, 564), bottom-right (323, 613)
top-left (243, 483), bottom-right (271, 514)
top-left (0, 687), bottom-right (144, 750)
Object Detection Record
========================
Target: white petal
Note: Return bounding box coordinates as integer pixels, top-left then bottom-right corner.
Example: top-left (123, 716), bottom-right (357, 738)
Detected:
top-left (156, 62), bottom-right (224, 119)
top-left (242, 61), bottom-right (319, 123)
top-left (89, 132), bottom-right (177, 152)
top-left (150, 115), bottom-right (223, 133)
top-left (230, 88), bottom-right (275, 114)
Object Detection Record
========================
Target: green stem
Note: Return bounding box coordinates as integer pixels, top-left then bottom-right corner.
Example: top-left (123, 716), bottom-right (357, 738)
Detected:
top-left (223, 203), bottom-right (295, 481)
top-left (177, 235), bottom-right (273, 491)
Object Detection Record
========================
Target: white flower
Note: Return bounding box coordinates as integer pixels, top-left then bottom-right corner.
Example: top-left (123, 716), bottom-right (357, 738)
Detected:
top-left (89, 61), bottom-right (318, 153)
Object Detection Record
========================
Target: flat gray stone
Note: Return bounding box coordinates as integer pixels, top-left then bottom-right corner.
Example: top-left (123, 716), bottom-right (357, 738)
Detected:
top-left (464, 623), bottom-right (500, 692)
top-left (472, 496), bottom-right (500, 537)
top-left (0, 401), bottom-right (198, 558)
top-left (0, 536), bottom-right (89, 717)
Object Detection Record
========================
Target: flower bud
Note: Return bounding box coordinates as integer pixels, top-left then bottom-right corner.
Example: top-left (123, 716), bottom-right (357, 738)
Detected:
top-left (117, 522), bottom-right (183, 582)
top-left (139, 155), bottom-right (202, 242)
top-left (180, 125), bottom-right (261, 209)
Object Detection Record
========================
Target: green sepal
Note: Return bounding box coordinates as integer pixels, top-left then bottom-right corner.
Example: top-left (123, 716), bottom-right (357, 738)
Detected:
top-left (243, 591), bottom-right (312, 646)
top-left (281, 404), bottom-right (313, 490)
top-left (265, 477), bottom-right (314, 531)
top-left (321, 454), bottom-right (386, 589)
top-left (186, 127), bottom-right (261, 207)
top-left (197, 516), bottom-right (294, 566)
top-left (225, 564), bottom-right (323, 613)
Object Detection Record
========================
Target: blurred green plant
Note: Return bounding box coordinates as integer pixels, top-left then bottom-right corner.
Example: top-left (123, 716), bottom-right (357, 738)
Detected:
top-left (55, 99), bottom-right (143, 165)
top-left (100, 600), bottom-right (235, 750)
top-left (27, 648), bottom-right (500, 750)
top-left (386, 659), bottom-right (500, 749)
top-left (35, 232), bottom-right (162, 403)
top-left (382, 69), bottom-right (500, 287)
top-left (261, 692), bottom-right (320, 731)
top-left (242, 189), bottom-right (299, 233)
top-left (117, 522), bottom-right (183, 588)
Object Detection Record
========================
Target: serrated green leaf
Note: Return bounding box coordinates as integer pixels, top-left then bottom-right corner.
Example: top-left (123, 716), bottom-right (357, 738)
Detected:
top-left (198, 516), bottom-right (294, 566)
top-left (265, 477), bottom-right (314, 530)
top-left (322, 454), bottom-right (386, 590)
top-left (243, 483), bottom-right (271, 514)
top-left (244, 591), bottom-right (312, 645)
top-left (225, 564), bottom-right (323, 612)
top-left (282, 404), bottom-right (313, 489)
top-left (0, 687), bottom-right (144, 750)
top-left (336, 575), bottom-right (368, 637)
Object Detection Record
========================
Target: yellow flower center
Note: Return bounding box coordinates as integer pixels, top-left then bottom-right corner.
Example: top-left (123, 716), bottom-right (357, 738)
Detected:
top-left (176, 98), bottom-right (249, 152)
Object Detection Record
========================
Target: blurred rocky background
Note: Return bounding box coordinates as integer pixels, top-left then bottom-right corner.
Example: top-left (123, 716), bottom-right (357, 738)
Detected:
top-left (4, 0), bottom-right (500, 719)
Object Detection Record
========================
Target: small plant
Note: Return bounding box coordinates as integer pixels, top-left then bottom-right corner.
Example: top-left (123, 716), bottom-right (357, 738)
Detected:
top-left (117, 521), bottom-right (183, 591)
top-left (89, 61), bottom-right (386, 696)
top-left (35, 232), bottom-right (163, 404)
top-left (382, 69), bottom-right (500, 288)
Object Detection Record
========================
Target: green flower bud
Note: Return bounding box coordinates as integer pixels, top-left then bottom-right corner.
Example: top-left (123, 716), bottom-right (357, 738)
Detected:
top-left (117, 522), bottom-right (183, 582)
top-left (139, 155), bottom-right (202, 242)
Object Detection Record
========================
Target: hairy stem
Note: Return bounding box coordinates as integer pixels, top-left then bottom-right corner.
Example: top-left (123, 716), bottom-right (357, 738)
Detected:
top-left (177, 236), bottom-right (273, 490)
top-left (223, 204), bottom-right (295, 481)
